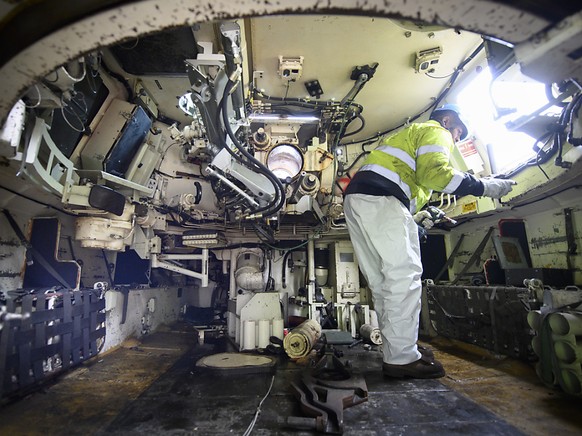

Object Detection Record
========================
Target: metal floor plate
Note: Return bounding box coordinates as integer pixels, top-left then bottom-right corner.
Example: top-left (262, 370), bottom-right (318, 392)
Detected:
top-left (0, 324), bottom-right (581, 435)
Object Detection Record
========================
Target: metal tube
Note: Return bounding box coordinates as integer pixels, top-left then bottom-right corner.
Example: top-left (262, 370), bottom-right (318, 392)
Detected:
top-left (205, 166), bottom-right (259, 206)
top-left (307, 239), bottom-right (316, 306)
top-left (340, 73), bottom-right (368, 106)
top-left (150, 251), bottom-right (209, 287)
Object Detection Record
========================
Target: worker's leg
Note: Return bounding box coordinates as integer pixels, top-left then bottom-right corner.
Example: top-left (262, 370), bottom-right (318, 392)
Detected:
top-left (344, 194), bottom-right (422, 365)
top-left (343, 195), bottom-right (384, 297)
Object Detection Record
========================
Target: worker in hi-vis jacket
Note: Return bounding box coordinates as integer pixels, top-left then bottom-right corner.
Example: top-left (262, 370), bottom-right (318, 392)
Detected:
top-left (343, 103), bottom-right (516, 378)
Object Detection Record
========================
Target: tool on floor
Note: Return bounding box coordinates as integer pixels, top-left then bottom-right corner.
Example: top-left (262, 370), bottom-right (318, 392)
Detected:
top-left (286, 349), bottom-right (368, 434)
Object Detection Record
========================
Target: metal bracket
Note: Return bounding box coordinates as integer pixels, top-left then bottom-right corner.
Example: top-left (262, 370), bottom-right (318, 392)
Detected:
top-left (451, 227), bottom-right (495, 285)
top-left (287, 352), bottom-right (368, 434)
top-left (150, 251), bottom-right (209, 287)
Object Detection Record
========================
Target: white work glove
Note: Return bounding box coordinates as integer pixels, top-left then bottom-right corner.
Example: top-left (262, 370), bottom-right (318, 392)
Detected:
top-left (481, 178), bottom-right (517, 199)
top-left (413, 210), bottom-right (434, 230)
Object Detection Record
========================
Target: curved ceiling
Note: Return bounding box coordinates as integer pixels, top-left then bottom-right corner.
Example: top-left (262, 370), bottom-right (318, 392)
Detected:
top-left (0, 0), bottom-right (576, 121)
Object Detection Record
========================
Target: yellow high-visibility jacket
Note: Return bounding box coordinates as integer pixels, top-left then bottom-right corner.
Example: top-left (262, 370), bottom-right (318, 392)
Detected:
top-left (346, 120), bottom-right (483, 212)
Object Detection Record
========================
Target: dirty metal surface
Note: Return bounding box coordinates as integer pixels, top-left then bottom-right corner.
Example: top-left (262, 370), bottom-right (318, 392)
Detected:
top-left (99, 340), bottom-right (522, 435)
top-left (2, 324), bottom-right (578, 435)
top-left (432, 336), bottom-right (582, 436)
top-left (0, 324), bottom-right (198, 435)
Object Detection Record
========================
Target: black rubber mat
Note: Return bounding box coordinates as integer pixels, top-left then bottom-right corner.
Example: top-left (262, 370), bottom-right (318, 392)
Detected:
top-left (102, 340), bottom-right (525, 435)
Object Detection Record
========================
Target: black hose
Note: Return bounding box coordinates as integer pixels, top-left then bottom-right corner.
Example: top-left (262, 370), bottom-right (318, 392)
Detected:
top-left (0, 184), bottom-right (77, 216)
top-left (341, 42), bottom-right (485, 146)
top-left (281, 247), bottom-right (307, 289)
top-left (341, 114), bottom-right (365, 138)
top-left (100, 60), bottom-right (133, 101)
top-left (282, 249), bottom-right (294, 288)
top-left (338, 150), bottom-right (369, 177)
top-left (554, 93), bottom-right (579, 168)
top-left (254, 88), bottom-right (363, 112)
top-left (264, 255), bottom-right (272, 292)
top-left (567, 93), bottom-right (582, 146)
top-left (219, 80), bottom-right (285, 217)
top-left (220, 82), bottom-right (282, 216)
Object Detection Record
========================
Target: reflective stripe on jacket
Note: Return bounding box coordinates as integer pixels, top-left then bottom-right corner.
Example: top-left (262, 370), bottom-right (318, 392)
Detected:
top-left (358, 120), bottom-right (465, 212)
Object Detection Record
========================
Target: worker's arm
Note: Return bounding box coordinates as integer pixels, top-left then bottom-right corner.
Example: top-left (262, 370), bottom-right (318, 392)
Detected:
top-left (414, 125), bottom-right (485, 197)
top-left (415, 128), bottom-right (516, 199)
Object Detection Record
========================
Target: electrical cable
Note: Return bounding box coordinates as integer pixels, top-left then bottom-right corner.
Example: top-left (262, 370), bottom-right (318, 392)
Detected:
top-left (86, 54), bottom-right (102, 95)
top-left (341, 114), bottom-right (365, 138)
top-left (545, 83), bottom-right (569, 108)
top-left (427, 289), bottom-right (469, 319)
top-left (269, 103), bottom-right (320, 115)
top-left (554, 90), bottom-right (582, 168)
top-left (157, 141), bottom-right (181, 166)
top-left (116, 36), bottom-right (140, 50)
top-left (60, 60), bottom-right (87, 83)
top-left (341, 42), bottom-right (485, 146)
top-left (23, 84), bottom-right (42, 109)
top-left (60, 101), bottom-right (86, 133)
top-left (44, 69), bottom-right (59, 83)
top-left (86, 68), bottom-right (98, 95)
top-left (101, 249), bottom-right (114, 285)
top-left (505, 131), bottom-right (554, 179)
top-left (503, 85), bottom-right (581, 180)
top-left (338, 149), bottom-right (370, 177)
top-left (254, 88), bottom-right (363, 113)
top-left (0, 184), bottom-right (77, 216)
top-left (264, 254), bottom-right (272, 292)
top-left (219, 79), bottom-right (285, 217)
top-left (567, 92), bottom-right (582, 146)
top-left (254, 88), bottom-right (328, 107)
top-left (242, 374), bottom-right (275, 436)
top-left (535, 147), bottom-right (551, 180)
top-left (100, 59), bottom-right (134, 101)
top-left (255, 225), bottom-right (324, 251)
top-left (425, 70), bottom-right (456, 80)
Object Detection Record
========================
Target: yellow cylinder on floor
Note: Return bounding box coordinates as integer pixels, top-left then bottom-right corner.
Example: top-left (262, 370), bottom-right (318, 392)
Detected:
top-left (283, 319), bottom-right (321, 359)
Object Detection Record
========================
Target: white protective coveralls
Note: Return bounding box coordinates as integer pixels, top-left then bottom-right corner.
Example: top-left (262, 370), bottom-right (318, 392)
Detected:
top-left (342, 112), bottom-right (517, 366)
top-left (343, 194), bottom-right (423, 364)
